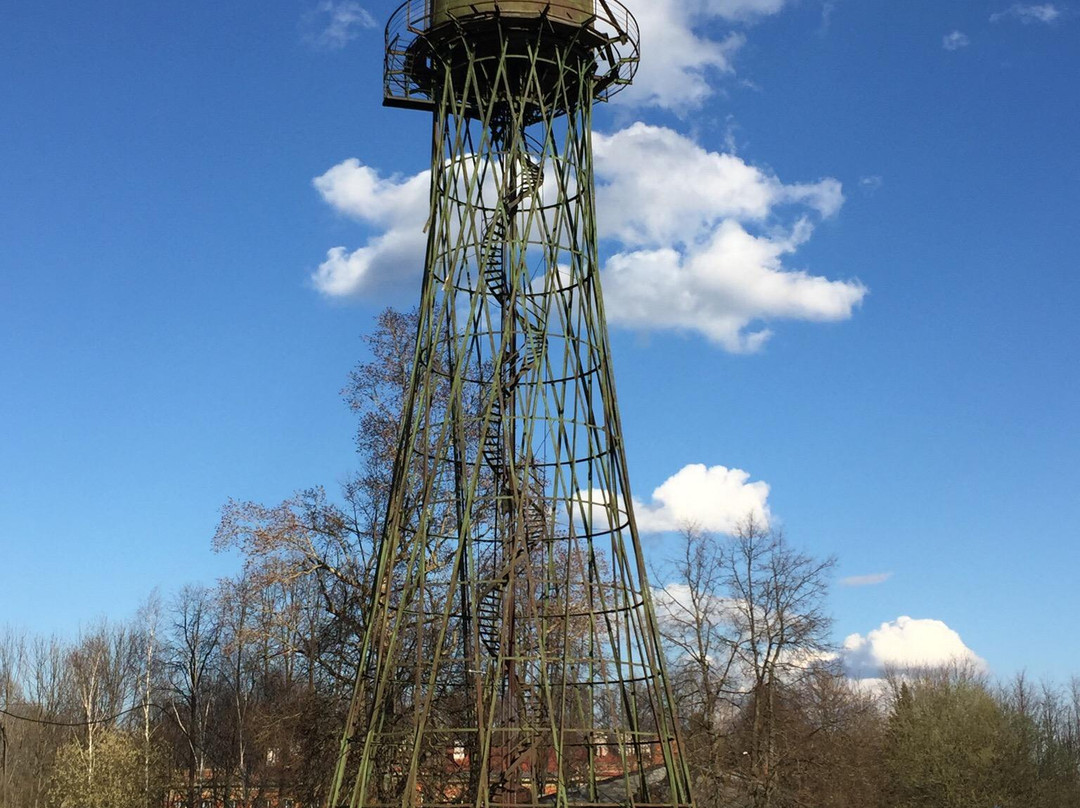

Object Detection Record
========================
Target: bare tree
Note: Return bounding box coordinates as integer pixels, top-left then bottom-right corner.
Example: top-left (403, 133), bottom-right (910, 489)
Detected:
top-left (657, 516), bottom-right (837, 808)
top-left (59, 621), bottom-right (139, 802)
top-left (0, 628), bottom-right (28, 808)
top-left (655, 525), bottom-right (740, 808)
top-left (164, 585), bottom-right (222, 808)
top-left (342, 307), bottom-right (420, 538)
top-left (723, 515), bottom-right (835, 808)
top-left (205, 308), bottom-right (431, 806)
top-left (215, 487), bottom-right (369, 692)
top-left (781, 663), bottom-right (887, 808)
top-left (134, 591), bottom-right (165, 808)
top-left (24, 635), bottom-right (71, 807)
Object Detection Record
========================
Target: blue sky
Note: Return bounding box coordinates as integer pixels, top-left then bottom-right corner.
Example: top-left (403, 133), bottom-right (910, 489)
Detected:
top-left (2, 0), bottom-right (1078, 681)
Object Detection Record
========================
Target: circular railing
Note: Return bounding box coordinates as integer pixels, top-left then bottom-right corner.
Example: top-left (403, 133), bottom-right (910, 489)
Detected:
top-left (383, 0), bottom-right (640, 111)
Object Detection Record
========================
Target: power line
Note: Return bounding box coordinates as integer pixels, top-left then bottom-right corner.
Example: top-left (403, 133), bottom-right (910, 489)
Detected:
top-left (0, 702), bottom-right (157, 728)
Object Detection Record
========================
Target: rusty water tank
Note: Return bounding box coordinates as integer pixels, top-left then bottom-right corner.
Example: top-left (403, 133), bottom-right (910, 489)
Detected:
top-left (430, 0), bottom-right (595, 29)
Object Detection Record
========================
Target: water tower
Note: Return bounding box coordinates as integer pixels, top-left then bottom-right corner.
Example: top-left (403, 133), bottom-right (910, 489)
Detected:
top-left (328, 3), bottom-right (693, 807)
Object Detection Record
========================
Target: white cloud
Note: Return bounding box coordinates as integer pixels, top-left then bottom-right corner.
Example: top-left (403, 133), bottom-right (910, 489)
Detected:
top-left (620, 2), bottom-right (743, 112)
top-left (634, 463), bottom-right (770, 534)
top-left (567, 487), bottom-right (631, 533)
top-left (303, 1), bottom-right (375, 50)
top-left (991, 3), bottom-right (1061, 23)
top-left (708, 0), bottom-right (791, 20)
top-left (568, 461), bottom-right (768, 537)
top-left (858, 174), bottom-right (884, 193)
top-left (819, 1), bottom-right (838, 34)
top-left (653, 582), bottom-right (736, 632)
top-left (313, 158), bottom-right (428, 225)
top-left (312, 125), bottom-right (866, 351)
top-left (842, 616), bottom-right (985, 680)
top-left (839, 572), bottom-right (893, 587)
top-left (618, 0), bottom-right (791, 111)
top-left (594, 123), bottom-right (842, 246)
top-left (655, 582), bottom-right (701, 616)
top-left (595, 124), bottom-right (863, 351)
top-left (942, 30), bottom-right (971, 50)
top-left (311, 159), bottom-right (428, 297)
top-left (601, 219), bottom-right (863, 351)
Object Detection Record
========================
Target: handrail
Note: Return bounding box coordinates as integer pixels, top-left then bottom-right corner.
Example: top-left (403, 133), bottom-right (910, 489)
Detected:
top-left (383, 0), bottom-right (640, 112)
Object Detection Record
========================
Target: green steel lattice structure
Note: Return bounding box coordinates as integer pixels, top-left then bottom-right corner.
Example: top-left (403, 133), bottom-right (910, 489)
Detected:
top-left (329, 3), bottom-right (694, 808)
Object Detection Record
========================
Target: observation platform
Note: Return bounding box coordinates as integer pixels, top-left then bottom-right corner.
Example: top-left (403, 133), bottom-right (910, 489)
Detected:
top-left (383, 0), bottom-right (639, 115)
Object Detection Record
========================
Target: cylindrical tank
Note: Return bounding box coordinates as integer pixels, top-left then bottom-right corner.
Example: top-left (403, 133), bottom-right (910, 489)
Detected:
top-left (431, 0), bottom-right (594, 29)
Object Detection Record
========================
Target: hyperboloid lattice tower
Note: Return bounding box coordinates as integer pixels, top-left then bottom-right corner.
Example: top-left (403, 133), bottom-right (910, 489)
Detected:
top-left (328, 3), bottom-right (692, 808)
